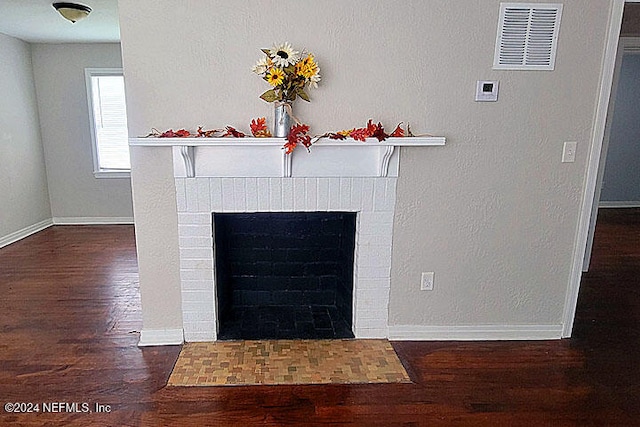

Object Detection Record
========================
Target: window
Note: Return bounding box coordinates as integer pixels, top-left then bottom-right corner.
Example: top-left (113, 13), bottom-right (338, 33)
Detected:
top-left (85, 68), bottom-right (130, 177)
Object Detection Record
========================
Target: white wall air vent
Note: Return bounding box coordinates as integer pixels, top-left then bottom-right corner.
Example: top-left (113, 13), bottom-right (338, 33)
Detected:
top-left (494, 3), bottom-right (563, 70)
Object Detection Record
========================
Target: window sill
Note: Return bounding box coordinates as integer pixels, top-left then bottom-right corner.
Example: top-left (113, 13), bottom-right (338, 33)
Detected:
top-left (94, 170), bottom-right (131, 179)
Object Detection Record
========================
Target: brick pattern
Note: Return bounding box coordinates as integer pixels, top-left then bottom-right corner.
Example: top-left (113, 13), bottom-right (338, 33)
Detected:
top-left (214, 213), bottom-right (356, 332)
top-left (176, 177), bottom-right (397, 342)
top-left (217, 306), bottom-right (354, 340)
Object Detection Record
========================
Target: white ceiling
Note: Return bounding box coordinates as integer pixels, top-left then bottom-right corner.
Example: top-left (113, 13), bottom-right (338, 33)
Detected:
top-left (0, 0), bottom-right (120, 43)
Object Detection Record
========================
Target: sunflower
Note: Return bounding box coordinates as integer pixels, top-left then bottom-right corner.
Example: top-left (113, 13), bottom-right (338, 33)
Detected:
top-left (295, 54), bottom-right (319, 79)
top-left (266, 68), bottom-right (285, 86)
top-left (269, 42), bottom-right (299, 68)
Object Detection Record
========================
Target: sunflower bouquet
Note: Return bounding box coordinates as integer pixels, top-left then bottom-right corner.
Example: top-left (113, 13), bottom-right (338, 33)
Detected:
top-left (252, 42), bottom-right (321, 103)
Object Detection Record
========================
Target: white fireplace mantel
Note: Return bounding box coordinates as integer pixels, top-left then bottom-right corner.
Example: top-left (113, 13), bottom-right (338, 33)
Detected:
top-left (130, 135), bottom-right (445, 342)
top-left (129, 136), bottom-right (445, 178)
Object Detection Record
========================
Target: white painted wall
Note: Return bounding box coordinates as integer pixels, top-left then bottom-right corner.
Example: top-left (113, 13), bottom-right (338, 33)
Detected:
top-left (118, 0), bottom-right (613, 336)
top-left (0, 33), bottom-right (51, 240)
top-left (129, 146), bottom-right (183, 335)
top-left (31, 43), bottom-right (133, 221)
top-left (600, 53), bottom-right (640, 204)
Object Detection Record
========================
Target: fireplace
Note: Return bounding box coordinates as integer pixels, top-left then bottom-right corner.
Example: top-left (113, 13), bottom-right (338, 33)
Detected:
top-left (175, 174), bottom-right (398, 341)
top-left (214, 212), bottom-right (356, 340)
top-left (129, 135), bottom-right (445, 343)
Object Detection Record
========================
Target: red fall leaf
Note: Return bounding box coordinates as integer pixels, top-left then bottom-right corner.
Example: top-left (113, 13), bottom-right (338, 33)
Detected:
top-left (284, 124), bottom-right (311, 154)
top-left (349, 127), bottom-right (369, 142)
top-left (197, 126), bottom-right (220, 137)
top-left (222, 126), bottom-right (246, 138)
top-left (348, 119), bottom-right (385, 141)
top-left (371, 122), bottom-right (389, 141)
top-left (250, 117), bottom-right (267, 133)
top-left (390, 123), bottom-right (405, 137)
top-left (283, 140), bottom-right (297, 154)
top-left (250, 117), bottom-right (272, 137)
top-left (159, 129), bottom-right (192, 138)
top-left (159, 129), bottom-right (177, 138)
top-left (366, 119), bottom-right (377, 136)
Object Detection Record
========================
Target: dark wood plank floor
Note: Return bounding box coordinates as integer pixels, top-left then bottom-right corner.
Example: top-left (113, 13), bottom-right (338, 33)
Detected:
top-left (0, 209), bottom-right (638, 426)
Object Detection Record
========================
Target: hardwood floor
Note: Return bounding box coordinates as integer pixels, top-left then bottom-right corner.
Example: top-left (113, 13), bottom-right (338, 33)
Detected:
top-left (0, 210), bottom-right (638, 426)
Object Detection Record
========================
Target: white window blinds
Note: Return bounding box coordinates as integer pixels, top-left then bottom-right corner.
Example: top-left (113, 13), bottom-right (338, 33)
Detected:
top-left (86, 69), bottom-right (130, 174)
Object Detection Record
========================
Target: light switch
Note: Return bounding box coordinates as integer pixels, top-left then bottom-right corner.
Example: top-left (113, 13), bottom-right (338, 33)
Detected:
top-left (475, 80), bottom-right (499, 102)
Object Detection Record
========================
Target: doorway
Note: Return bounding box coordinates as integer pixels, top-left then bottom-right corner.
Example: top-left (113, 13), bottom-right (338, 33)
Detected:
top-left (563, 1), bottom-right (626, 337)
top-left (584, 34), bottom-right (640, 271)
top-left (598, 43), bottom-right (640, 207)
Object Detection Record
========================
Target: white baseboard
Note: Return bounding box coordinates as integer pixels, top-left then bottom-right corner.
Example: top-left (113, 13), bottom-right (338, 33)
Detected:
top-left (354, 327), bottom-right (389, 339)
top-left (183, 331), bottom-right (217, 342)
top-left (52, 217), bottom-right (134, 225)
top-left (389, 324), bottom-right (563, 341)
top-left (599, 201), bottom-right (640, 208)
top-left (138, 328), bottom-right (184, 347)
top-left (0, 219), bottom-right (54, 248)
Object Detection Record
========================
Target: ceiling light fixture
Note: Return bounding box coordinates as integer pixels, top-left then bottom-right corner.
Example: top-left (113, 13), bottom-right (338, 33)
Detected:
top-left (52, 2), bottom-right (92, 23)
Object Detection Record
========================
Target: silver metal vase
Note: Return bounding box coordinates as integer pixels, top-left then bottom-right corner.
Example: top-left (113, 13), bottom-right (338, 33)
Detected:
top-left (274, 101), bottom-right (292, 138)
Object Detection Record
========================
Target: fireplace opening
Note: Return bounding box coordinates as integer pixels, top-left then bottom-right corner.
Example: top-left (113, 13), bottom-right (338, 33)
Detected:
top-left (214, 212), bottom-right (356, 340)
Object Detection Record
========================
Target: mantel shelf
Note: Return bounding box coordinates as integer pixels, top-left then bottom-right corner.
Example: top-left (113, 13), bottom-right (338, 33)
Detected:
top-left (128, 136), bottom-right (446, 179)
top-left (129, 136), bottom-right (445, 147)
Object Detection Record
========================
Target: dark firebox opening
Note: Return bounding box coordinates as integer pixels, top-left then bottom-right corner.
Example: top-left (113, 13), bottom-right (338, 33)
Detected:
top-left (214, 212), bottom-right (356, 340)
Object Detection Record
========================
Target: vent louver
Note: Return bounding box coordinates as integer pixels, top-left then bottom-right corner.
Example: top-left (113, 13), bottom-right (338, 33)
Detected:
top-left (494, 3), bottom-right (563, 70)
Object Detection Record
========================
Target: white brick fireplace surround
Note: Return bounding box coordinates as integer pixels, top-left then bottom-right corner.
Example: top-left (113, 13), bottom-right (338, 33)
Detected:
top-left (130, 136), bottom-right (445, 342)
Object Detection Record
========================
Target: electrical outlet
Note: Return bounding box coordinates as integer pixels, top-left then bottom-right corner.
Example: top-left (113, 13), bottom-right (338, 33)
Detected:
top-left (421, 272), bottom-right (434, 291)
top-left (562, 141), bottom-right (577, 163)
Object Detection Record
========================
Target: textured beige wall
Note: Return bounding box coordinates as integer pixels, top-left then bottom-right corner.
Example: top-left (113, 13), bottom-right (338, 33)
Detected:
top-left (31, 43), bottom-right (133, 220)
top-left (129, 146), bottom-right (182, 330)
top-left (389, 3), bottom-right (610, 327)
top-left (119, 1), bottom-right (613, 332)
top-left (0, 33), bottom-right (51, 238)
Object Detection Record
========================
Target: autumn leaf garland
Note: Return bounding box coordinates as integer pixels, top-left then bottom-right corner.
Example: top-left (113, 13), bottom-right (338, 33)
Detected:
top-left (285, 120), bottom-right (411, 153)
top-left (144, 119), bottom-right (414, 153)
top-left (320, 120), bottom-right (406, 142)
